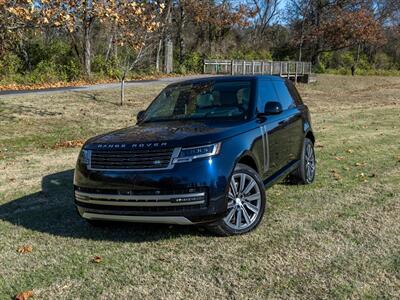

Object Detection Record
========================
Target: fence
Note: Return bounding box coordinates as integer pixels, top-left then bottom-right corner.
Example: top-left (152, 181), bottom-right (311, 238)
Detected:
top-left (203, 60), bottom-right (313, 82)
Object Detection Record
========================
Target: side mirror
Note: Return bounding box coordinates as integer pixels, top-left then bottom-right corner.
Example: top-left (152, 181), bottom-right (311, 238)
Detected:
top-left (264, 101), bottom-right (283, 115)
top-left (137, 110), bottom-right (145, 123)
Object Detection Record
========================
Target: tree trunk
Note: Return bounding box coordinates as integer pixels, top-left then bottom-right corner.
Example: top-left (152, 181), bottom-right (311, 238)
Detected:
top-left (176, 4), bottom-right (185, 66)
top-left (19, 40), bottom-right (31, 71)
top-left (120, 77), bottom-right (125, 106)
top-left (356, 43), bottom-right (361, 64)
top-left (156, 39), bottom-right (162, 72)
top-left (84, 24), bottom-right (91, 78)
top-left (164, 1), bottom-right (173, 74)
top-left (105, 28), bottom-right (114, 62)
top-left (83, 3), bottom-right (92, 79)
top-left (164, 38), bottom-right (173, 74)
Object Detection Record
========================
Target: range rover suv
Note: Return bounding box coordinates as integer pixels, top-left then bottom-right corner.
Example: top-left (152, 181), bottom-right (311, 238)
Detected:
top-left (74, 76), bottom-right (315, 235)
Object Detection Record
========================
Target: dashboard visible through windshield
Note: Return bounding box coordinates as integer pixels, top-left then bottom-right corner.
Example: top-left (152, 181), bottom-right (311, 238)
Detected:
top-left (143, 80), bottom-right (253, 122)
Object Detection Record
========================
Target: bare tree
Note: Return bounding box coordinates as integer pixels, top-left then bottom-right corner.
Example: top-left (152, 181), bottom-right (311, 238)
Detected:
top-left (117, 43), bottom-right (149, 105)
top-left (249, 0), bottom-right (281, 43)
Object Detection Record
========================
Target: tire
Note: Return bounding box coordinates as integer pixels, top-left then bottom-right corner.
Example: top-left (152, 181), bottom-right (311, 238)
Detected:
top-left (207, 163), bottom-right (266, 236)
top-left (292, 137), bottom-right (316, 184)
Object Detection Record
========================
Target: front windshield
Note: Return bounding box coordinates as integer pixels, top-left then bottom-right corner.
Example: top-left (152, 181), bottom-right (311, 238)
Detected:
top-left (143, 80), bottom-right (252, 122)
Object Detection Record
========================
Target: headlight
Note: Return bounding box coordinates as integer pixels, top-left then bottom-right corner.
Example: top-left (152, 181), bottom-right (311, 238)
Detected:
top-left (174, 143), bottom-right (221, 163)
top-left (79, 149), bottom-right (91, 165)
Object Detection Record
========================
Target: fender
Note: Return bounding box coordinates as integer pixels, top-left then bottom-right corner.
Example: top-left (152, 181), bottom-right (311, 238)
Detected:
top-left (303, 121), bottom-right (315, 143)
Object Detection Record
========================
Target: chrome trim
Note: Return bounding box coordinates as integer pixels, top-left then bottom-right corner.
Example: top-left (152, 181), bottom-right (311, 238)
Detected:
top-left (260, 126), bottom-right (269, 172)
top-left (87, 147), bottom-right (181, 172)
top-left (264, 125), bottom-right (270, 172)
top-left (75, 190), bottom-right (206, 207)
top-left (81, 212), bottom-right (194, 225)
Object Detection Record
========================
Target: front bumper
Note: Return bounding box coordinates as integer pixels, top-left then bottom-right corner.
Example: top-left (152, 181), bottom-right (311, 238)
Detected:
top-left (77, 208), bottom-right (194, 225)
top-left (74, 153), bottom-right (235, 224)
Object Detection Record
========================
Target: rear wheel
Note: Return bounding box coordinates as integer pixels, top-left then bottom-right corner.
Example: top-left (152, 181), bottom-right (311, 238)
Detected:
top-left (292, 137), bottom-right (316, 184)
top-left (207, 163), bottom-right (266, 236)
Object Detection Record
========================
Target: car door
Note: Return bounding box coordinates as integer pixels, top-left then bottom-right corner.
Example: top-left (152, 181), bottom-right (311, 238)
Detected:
top-left (257, 79), bottom-right (286, 177)
top-left (272, 80), bottom-right (304, 167)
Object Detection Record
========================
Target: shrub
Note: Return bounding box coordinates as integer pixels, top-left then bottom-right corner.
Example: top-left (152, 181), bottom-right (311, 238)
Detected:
top-left (0, 52), bottom-right (23, 77)
top-left (373, 52), bottom-right (392, 70)
top-left (26, 61), bottom-right (68, 83)
top-left (182, 52), bottom-right (203, 73)
top-left (63, 60), bottom-right (81, 81)
top-left (313, 60), bottom-right (326, 73)
top-left (92, 55), bottom-right (121, 79)
top-left (228, 49), bottom-right (273, 61)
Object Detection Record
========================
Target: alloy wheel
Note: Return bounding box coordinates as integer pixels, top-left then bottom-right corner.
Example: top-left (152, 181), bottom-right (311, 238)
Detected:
top-left (305, 143), bottom-right (315, 182)
top-left (223, 172), bottom-right (261, 230)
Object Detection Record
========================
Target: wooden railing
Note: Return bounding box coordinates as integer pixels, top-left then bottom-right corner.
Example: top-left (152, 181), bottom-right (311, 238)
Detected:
top-left (203, 60), bottom-right (312, 80)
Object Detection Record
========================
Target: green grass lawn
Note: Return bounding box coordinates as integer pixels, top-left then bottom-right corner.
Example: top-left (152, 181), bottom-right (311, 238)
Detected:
top-left (0, 75), bottom-right (399, 299)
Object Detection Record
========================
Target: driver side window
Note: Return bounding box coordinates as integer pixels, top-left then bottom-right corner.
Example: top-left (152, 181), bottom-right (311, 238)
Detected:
top-left (257, 80), bottom-right (279, 113)
top-left (273, 81), bottom-right (295, 110)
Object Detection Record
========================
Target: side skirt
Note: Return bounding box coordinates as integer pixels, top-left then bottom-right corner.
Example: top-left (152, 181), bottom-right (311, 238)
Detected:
top-left (263, 160), bottom-right (300, 189)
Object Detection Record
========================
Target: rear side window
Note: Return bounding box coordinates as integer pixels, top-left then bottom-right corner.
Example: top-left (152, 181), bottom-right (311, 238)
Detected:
top-left (285, 80), bottom-right (303, 106)
top-left (273, 81), bottom-right (295, 110)
top-left (257, 80), bottom-right (279, 113)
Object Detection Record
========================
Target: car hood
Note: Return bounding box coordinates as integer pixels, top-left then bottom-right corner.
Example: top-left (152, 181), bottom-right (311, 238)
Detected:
top-left (84, 120), bottom-right (256, 150)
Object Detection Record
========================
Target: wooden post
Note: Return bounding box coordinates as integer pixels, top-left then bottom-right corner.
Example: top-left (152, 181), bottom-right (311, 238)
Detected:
top-left (231, 60), bottom-right (234, 75)
top-left (295, 62), bottom-right (298, 84)
top-left (251, 61), bottom-right (255, 74)
top-left (243, 61), bottom-right (246, 75)
top-left (261, 61), bottom-right (265, 75)
top-left (270, 62), bottom-right (273, 75)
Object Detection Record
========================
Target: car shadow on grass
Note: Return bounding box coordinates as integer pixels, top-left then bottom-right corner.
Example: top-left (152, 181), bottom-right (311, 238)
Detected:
top-left (0, 169), bottom-right (208, 242)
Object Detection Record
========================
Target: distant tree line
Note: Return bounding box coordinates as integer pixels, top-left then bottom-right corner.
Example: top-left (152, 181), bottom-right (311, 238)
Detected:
top-left (0, 0), bottom-right (399, 86)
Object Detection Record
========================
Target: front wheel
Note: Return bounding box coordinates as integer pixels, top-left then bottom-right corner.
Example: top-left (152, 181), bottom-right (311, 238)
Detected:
top-left (207, 163), bottom-right (266, 236)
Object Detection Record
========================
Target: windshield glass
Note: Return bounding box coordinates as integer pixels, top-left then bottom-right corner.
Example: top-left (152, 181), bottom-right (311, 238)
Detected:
top-left (142, 80), bottom-right (252, 122)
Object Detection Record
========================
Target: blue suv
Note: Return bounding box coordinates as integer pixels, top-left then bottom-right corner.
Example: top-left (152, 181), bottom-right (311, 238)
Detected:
top-left (74, 76), bottom-right (315, 235)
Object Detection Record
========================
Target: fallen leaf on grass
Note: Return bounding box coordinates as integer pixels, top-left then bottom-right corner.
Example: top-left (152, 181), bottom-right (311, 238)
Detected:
top-left (315, 143), bottom-right (324, 148)
top-left (346, 149), bottom-right (354, 153)
top-left (52, 139), bottom-right (84, 149)
top-left (16, 245), bottom-right (32, 254)
top-left (330, 169), bottom-right (342, 180)
top-left (15, 290), bottom-right (33, 300)
top-left (92, 256), bottom-right (102, 263)
top-left (335, 156), bottom-right (344, 161)
top-left (333, 173), bottom-right (342, 180)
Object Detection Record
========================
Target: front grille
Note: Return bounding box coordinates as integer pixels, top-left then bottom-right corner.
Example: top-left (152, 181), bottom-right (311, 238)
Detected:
top-left (90, 148), bottom-right (175, 170)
